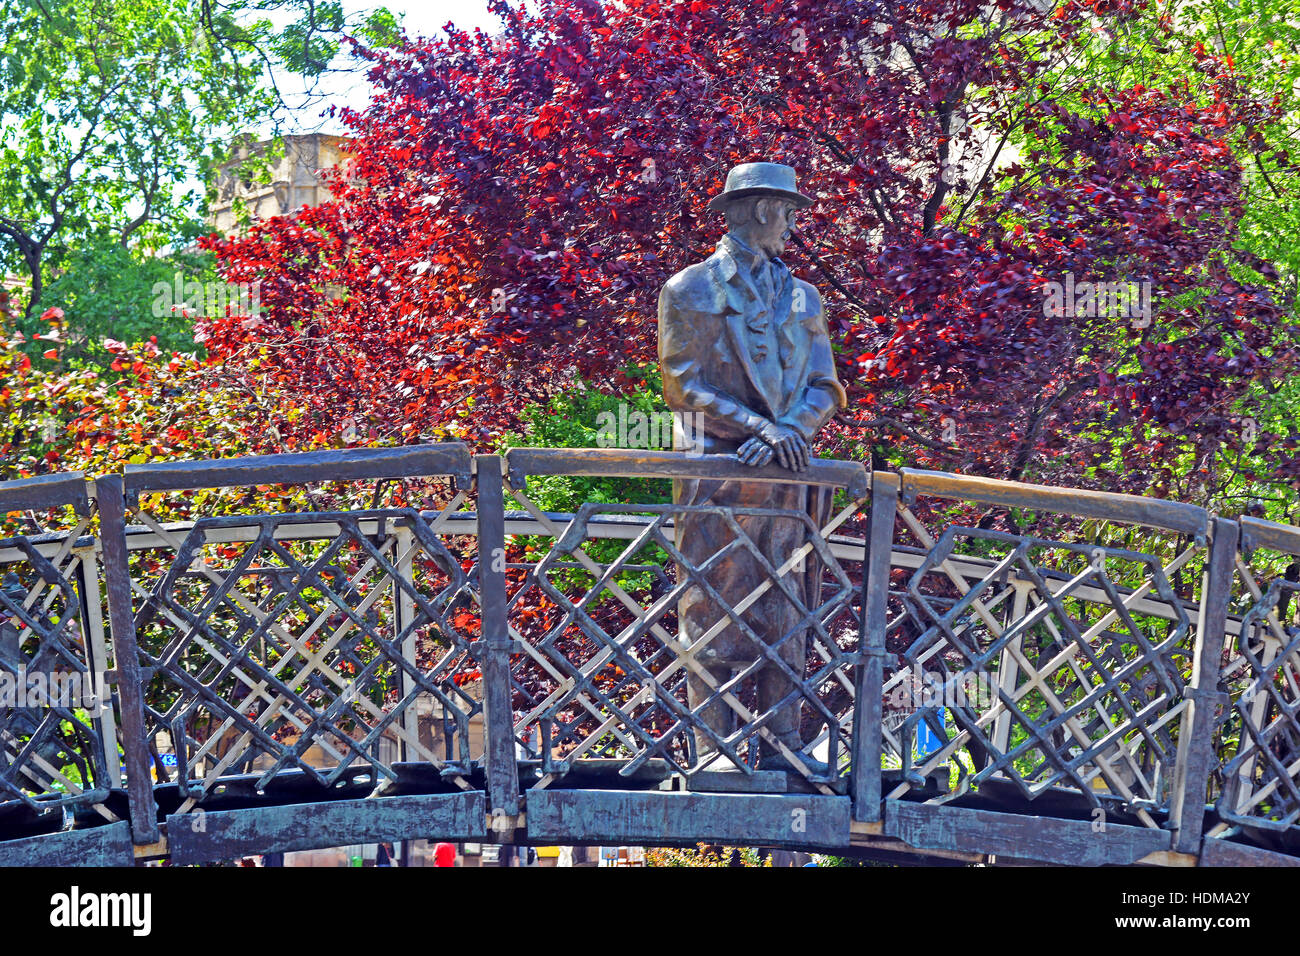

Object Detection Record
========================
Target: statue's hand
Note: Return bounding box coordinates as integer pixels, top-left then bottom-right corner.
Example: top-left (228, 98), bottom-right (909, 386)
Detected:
top-left (737, 436), bottom-right (774, 467)
top-left (754, 421), bottom-right (810, 472)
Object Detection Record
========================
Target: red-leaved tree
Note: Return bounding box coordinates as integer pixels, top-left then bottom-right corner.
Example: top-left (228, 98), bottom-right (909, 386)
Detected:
top-left (200, 0), bottom-right (1299, 508)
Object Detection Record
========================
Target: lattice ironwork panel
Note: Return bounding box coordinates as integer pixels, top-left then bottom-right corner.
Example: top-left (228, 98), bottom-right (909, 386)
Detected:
top-left (504, 486), bottom-right (866, 792)
top-left (880, 499), bottom-right (1205, 828)
top-left (0, 505), bottom-right (119, 819)
top-left (1213, 532), bottom-right (1300, 832)
top-left (127, 506), bottom-right (482, 809)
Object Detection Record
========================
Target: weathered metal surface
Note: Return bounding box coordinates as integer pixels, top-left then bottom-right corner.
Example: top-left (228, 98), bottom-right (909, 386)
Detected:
top-left (1170, 517), bottom-right (1236, 853)
top-left (852, 471), bottom-right (898, 821)
top-left (683, 768), bottom-right (790, 793)
top-left (1198, 836), bottom-right (1300, 867)
top-left (6, 518), bottom-right (1215, 629)
top-left (1213, 517), bottom-right (1300, 835)
top-left (503, 491), bottom-right (863, 791)
top-left (476, 457), bottom-right (519, 815)
top-left (128, 508), bottom-right (481, 807)
top-left (878, 487), bottom-right (1206, 832)
top-left (1238, 515), bottom-right (1300, 557)
top-left (0, 821), bottom-right (134, 867)
top-left (0, 531), bottom-right (98, 565)
top-left (885, 800), bottom-right (1172, 866)
top-left (505, 447), bottom-right (869, 499)
top-left (123, 443), bottom-right (473, 498)
top-left (0, 534), bottom-right (113, 812)
top-left (95, 475), bottom-right (159, 843)
top-left (166, 791), bottom-right (486, 864)
top-left (899, 468), bottom-right (1209, 538)
top-left (526, 789), bottom-right (851, 848)
top-left (0, 474), bottom-right (119, 840)
top-left (427, 512), bottom-right (1217, 630)
top-left (0, 472), bottom-right (91, 516)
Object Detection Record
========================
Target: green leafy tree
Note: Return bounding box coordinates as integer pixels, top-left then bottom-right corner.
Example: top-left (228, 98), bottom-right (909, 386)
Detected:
top-left (500, 367), bottom-right (673, 513)
top-left (983, 1), bottom-right (1300, 522)
top-left (0, 0), bottom-right (399, 365)
top-left (39, 229), bottom-right (219, 364)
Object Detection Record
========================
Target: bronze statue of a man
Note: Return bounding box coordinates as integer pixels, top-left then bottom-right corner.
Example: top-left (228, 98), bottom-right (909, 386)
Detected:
top-left (658, 162), bottom-right (847, 773)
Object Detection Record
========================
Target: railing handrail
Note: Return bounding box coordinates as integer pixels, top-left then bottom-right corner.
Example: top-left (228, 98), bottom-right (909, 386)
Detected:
top-left (121, 443), bottom-right (474, 499)
top-left (1239, 514), bottom-right (1300, 558)
top-left (899, 468), bottom-right (1210, 539)
top-left (503, 446), bottom-right (870, 497)
top-left (0, 471), bottom-right (91, 516)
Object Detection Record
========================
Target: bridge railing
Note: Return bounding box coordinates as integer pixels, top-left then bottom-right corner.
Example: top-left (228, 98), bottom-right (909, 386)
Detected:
top-left (0, 474), bottom-right (121, 831)
top-left (495, 448), bottom-right (870, 799)
top-left (1208, 517), bottom-right (1300, 856)
top-left (115, 446), bottom-right (485, 836)
top-left (862, 470), bottom-right (1226, 857)
top-left (0, 444), bottom-right (1297, 865)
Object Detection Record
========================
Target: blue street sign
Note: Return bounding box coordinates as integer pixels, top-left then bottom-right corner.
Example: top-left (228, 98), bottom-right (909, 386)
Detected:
top-left (915, 709), bottom-right (946, 758)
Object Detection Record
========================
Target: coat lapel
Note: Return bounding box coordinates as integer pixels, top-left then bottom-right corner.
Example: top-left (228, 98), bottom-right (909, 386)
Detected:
top-left (712, 247), bottom-right (769, 412)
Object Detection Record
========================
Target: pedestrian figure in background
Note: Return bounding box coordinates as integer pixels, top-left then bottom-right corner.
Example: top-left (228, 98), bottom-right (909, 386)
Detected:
top-left (433, 842), bottom-right (456, 867)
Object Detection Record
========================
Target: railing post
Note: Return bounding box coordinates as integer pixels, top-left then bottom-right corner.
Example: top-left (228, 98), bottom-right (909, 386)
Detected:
top-left (76, 546), bottom-right (122, 790)
top-left (393, 522), bottom-right (419, 761)
top-left (475, 456), bottom-right (520, 816)
top-left (1170, 515), bottom-right (1236, 855)
top-left (852, 471), bottom-right (898, 822)
top-left (95, 475), bottom-right (159, 845)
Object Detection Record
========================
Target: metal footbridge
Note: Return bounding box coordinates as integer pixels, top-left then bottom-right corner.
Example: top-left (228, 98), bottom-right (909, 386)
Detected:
top-left (1, 445), bottom-right (1297, 866)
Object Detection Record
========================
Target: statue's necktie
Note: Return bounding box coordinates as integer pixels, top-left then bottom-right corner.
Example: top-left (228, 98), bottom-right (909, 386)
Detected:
top-left (748, 260), bottom-right (783, 414)
top-left (748, 262), bottom-right (774, 363)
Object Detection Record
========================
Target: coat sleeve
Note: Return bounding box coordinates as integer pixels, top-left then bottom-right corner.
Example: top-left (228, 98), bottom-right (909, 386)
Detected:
top-left (777, 285), bottom-right (848, 441)
top-left (658, 278), bottom-right (769, 441)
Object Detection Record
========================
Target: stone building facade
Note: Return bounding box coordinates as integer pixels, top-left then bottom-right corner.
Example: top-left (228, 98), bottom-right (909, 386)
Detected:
top-left (208, 133), bottom-right (349, 234)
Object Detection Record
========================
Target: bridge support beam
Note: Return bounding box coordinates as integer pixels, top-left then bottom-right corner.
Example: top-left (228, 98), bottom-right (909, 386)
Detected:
top-left (884, 800), bottom-right (1173, 867)
top-left (476, 456), bottom-right (521, 817)
top-left (166, 791), bottom-right (486, 866)
top-left (0, 821), bottom-right (134, 867)
top-left (525, 790), bottom-right (851, 849)
top-left (852, 471), bottom-right (897, 822)
top-left (1170, 516), bottom-right (1237, 853)
top-left (96, 474), bottom-right (160, 845)
top-left (1198, 837), bottom-right (1300, 867)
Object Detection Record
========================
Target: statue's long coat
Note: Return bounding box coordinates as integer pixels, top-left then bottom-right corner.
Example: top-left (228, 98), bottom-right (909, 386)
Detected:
top-left (658, 234), bottom-right (846, 677)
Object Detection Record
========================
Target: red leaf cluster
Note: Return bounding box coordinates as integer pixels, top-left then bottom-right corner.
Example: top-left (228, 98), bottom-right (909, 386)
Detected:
top-left (200, 0), bottom-right (1298, 501)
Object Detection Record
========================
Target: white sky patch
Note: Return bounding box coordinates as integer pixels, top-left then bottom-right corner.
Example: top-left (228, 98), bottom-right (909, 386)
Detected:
top-left (267, 0), bottom-right (506, 137)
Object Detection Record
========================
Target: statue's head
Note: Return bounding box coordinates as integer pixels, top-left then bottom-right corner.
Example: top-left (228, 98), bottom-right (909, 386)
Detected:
top-left (707, 162), bottom-right (814, 259)
top-left (722, 195), bottom-right (798, 259)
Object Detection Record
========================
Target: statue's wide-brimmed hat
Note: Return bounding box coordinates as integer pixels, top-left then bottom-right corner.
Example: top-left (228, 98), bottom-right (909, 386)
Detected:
top-left (706, 162), bottom-right (815, 213)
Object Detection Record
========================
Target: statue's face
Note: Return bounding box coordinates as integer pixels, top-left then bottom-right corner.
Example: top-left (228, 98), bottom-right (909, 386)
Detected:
top-left (753, 197), bottom-right (797, 258)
